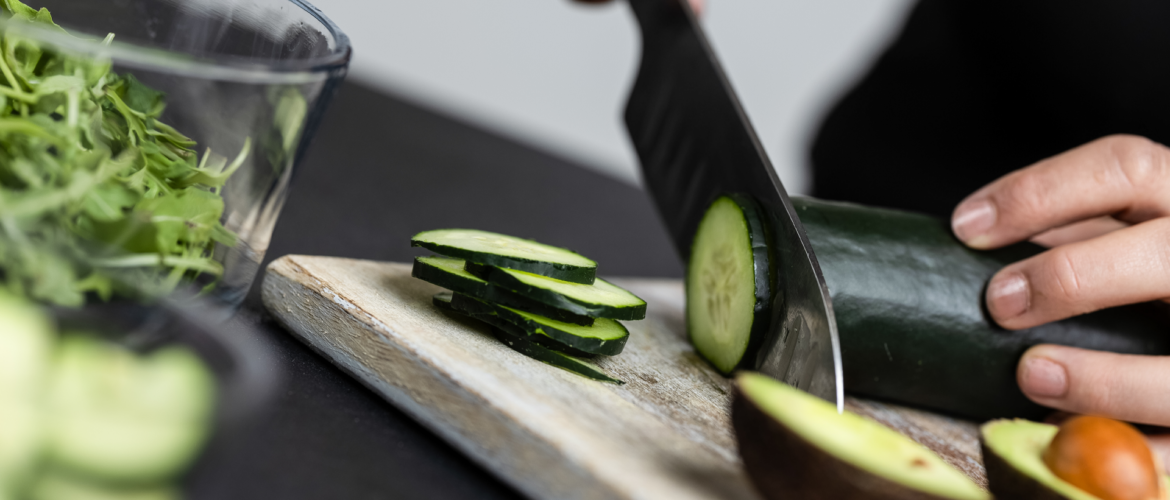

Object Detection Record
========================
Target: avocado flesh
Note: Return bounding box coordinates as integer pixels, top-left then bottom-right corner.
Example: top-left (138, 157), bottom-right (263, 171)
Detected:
top-left (734, 373), bottom-right (988, 500)
top-left (980, 419), bottom-right (1167, 500)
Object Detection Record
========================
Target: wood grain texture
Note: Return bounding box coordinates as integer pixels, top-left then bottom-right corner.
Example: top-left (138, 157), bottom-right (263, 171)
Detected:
top-left (261, 255), bottom-right (989, 499)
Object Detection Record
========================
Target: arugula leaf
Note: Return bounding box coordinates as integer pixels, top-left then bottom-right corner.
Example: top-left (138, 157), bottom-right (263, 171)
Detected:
top-left (0, 0), bottom-right (249, 305)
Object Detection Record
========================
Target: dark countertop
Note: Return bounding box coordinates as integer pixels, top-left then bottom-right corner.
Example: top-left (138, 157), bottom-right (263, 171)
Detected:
top-left (194, 80), bottom-right (682, 499)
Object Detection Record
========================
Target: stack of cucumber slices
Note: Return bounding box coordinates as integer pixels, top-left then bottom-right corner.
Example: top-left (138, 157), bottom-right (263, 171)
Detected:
top-left (412, 229), bottom-right (647, 384)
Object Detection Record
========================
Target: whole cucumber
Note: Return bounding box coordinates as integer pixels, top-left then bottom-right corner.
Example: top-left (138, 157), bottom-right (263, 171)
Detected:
top-left (793, 197), bottom-right (1170, 420)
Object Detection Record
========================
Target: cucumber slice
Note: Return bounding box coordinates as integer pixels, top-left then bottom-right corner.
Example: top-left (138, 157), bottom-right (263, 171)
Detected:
top-left (0, 291), bottom-right (54, 397)
top-left (449, 293), bottom-right (629, 356)
top-left (432, 292), bottom-right (596, 357)
top-left (0, 404), bottom-right (42, 496)
top-left (0, 292), bottom-right (53, 493)
top-left (686, 194), bottom-right (773, 374)
top-left (27, 471), bottom-right (179, 500)
top-left (465, 263), bottom-right (647, 321)
top-left (412, 229), bottom-right (597, 284)
top-left (488, 326), bottom-right (624, 385)
top-left (414, 256), bottom-right (594, 326)
top-left (45, 336), bottom-right (215, 483)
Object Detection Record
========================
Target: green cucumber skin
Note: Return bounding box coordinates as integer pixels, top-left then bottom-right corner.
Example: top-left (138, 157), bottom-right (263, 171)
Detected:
top-left (449, 293), bottom-right (629, 356)
top-left (411, 239), bottom-right (596, 285)
top-left (487, 327), bottom-right (624, 385)
top-left (412, 258), bottom-right (595, 326)
top-left (792, 197), bottom-right (1170, 420)
top-left (465, 263), bottom-right (648, 321)
top-left (738, 193), bottom-right (776, 374)
top-left (431, 293), bottom-right (597, 358)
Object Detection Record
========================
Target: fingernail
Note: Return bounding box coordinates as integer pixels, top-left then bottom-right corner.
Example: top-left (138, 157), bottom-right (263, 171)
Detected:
top-left (988, 273), bottom-right (1030, 319)
top-left (953, 200), bottom-right (997, 248)
top-left (1020, 356), bottom-right (1068, 398)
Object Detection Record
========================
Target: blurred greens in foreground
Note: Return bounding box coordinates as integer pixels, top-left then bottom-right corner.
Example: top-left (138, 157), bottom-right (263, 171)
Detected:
top-left (0, 0), bottom-right (248, 306)
top-left (0, 292), bottom-right (216, 500)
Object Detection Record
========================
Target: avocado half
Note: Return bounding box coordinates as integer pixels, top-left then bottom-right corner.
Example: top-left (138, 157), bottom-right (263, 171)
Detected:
top-left (981, 419), bottom-right (1168, 500)
top-left (732, 372), bottom-right (989, 500)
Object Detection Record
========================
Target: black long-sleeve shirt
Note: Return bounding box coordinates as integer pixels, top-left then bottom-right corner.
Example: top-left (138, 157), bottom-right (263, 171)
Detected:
top-left (811, 0), bottom-right (1170, 217)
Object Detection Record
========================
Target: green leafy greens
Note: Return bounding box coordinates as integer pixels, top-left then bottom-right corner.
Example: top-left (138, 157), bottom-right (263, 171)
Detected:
top-left (0, 0), bottom-right (246, 306)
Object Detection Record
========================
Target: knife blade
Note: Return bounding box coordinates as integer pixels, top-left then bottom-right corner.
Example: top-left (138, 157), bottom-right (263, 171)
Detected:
top-left (622, 0), bottom-right (844, 410)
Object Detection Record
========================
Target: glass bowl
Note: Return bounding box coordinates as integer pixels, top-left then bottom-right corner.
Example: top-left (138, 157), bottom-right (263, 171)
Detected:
top-left (0, 0), bottom-right (349, 309)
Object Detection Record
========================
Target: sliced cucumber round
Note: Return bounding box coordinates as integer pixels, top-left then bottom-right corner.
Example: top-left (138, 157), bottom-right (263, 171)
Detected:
top-left (465, 263), bottom-right (646, 321)
top-left (687, 194), bottom-right (772, 374)
top-left (0, 291), bottom-right (54, 397)
top-left (0, 293), bottom-right (52, 490)
top-left (488, 326), bottom-right (623, 385)
top-left (27, 471), bottom-right (179, 500)
top-left (45, 336), bottom-right (216, 483)
top-left (414, 257), bottom-right (594, 326)
top-left (411, 229), bottom-right (597, 284)
top-left (449, 293), bottom-right (629, 356)
top-left (0, 404), bottom-right (42, 496)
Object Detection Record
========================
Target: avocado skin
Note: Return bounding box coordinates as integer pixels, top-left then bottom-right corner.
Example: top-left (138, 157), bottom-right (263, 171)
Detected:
top-left (981, 440), bottom-right (1067, 500)
top-left (732, 384), bottom-right (959, 500)
top-left (793, 197), bottom-right (1170, 420)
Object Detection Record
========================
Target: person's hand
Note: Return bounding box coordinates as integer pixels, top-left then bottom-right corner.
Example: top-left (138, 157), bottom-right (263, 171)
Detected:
top-left (572, 0), bottom-right (705, 16)
top-left (951, 134), bottom-right (1170, 459)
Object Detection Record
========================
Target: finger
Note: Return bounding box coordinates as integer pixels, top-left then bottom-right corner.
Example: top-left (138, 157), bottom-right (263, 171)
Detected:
top-left (1030, 216), bottom-right (1128, 248)
top-left (1017, 345), bottom-right (1170, 427)
top-left (987, 217), bottom-right (1170, 329)
top-left (1147, 435), bottom-right (1170, 473)
top-left (952, 135), bottom-right (1170, 249)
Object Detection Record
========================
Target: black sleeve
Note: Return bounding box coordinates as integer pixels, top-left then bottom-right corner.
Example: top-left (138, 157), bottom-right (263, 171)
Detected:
top-left (810, 0), bottom-right (1170, 217)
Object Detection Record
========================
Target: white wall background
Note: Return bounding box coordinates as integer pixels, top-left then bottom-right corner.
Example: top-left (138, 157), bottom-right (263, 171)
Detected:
top-left (307, 0), bottom-right (913, 194)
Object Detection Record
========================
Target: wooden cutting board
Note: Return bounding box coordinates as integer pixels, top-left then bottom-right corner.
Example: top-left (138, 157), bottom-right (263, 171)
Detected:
top-left (261, 255), bottom-right (990, 500)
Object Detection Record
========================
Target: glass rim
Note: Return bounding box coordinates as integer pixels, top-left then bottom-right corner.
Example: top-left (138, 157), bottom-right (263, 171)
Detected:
top-left (0, 0), bottom-right (351, 85)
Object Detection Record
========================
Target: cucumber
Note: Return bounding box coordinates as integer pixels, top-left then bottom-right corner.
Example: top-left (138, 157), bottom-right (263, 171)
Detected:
top-left (449, 293), bottom-right (630, 356)
top-left (465, 263), bottom-right (647, 321)
top-left (412, 229), bottom-right (597, 284)
top-left (488, 326), bottom-right (624, 385)
top-left (27, 472), bottom-right (179, 500)
top-left (431, 292), bottom-right (596, 357)
top-left (0, 404), bottom-right (42, 496)
top-left (792, 196), bottom-right (1170, 420)
top-left (45, 336), bottom-right (216, 483)
top-left (0, 291), bottom-right (54, 397)
top-left (686, 194), bottom-right (773, 374)
top-left (0, 292), bottom-right (53, 494)
top-left (414, 256), bottom-right (594, 326)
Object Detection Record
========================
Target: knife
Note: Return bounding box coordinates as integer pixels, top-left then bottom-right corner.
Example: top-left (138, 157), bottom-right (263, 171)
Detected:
top-left (622, 0), bottom-right (844, 411)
